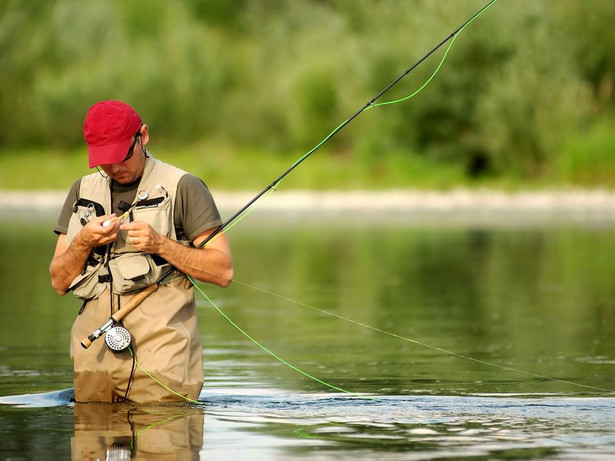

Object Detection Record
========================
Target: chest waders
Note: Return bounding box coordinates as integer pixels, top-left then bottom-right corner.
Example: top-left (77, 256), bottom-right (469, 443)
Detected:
top-left (67, 156), bottom-right (204, 403)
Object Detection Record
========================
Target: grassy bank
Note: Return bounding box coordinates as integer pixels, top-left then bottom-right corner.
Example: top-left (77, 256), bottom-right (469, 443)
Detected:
top-left (0, 142), bottom-right (588, 193)
top-left (0, 145), bottom-right (456, 191)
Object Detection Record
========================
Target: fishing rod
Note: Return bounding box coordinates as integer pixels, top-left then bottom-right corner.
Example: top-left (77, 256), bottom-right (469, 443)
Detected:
top-left (81, 0), bottom-right (497, 354)
top-left (194, 0), bottom-right (498, 251)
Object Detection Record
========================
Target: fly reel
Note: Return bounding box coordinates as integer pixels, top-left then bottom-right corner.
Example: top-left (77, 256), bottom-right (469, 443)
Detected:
top-left (105, 326), bottom-right (132, 352)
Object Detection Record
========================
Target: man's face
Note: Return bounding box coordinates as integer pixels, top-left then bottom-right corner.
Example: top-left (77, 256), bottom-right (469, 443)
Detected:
top-left (99, 130), bottom-right (147, 184)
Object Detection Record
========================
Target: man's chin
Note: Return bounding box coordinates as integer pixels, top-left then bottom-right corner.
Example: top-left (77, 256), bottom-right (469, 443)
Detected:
top-left (111, 175), bottom-right (134, 184)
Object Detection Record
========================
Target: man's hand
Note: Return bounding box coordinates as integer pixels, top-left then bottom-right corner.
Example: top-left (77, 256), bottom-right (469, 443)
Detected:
top-left (49, 214), bottom-right (120, 295)
top-left (120, 223), bottom-right (233, 287)
top-left (121, 221), bottom-right (163, 253)
top-left (80, 214), bottom-right (121, 248)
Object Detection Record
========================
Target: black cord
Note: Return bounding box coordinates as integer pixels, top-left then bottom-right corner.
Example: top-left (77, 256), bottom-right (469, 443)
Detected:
top-left (127, 409), bottom-right (137, 453)
top-left (123, 345), bottom-right (137, 402)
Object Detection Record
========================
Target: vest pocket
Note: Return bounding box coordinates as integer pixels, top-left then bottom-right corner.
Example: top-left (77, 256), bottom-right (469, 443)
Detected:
top-left (116, 196), bottom-right (172, 252)
top-left (108, 253), bottom-right (153, 294)
top-left (69, 261), bottom-right (106, 300)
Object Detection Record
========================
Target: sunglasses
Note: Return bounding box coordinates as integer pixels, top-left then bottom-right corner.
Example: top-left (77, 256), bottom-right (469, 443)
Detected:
top-left (122, 126), bottom-right (143, 162)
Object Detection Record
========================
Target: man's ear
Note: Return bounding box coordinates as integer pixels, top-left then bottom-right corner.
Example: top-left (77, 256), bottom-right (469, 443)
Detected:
top-left (140, 124), bottom-right (150, 146)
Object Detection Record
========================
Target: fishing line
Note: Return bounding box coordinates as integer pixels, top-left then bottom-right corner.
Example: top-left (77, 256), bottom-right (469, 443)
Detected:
top-left (367, 0), bottom-right (490, 110)
top-left (186, 265), bottom-right (614, 395)
top-left (365, 26), bottom-right (455, 110)
top-left (226, 277), bottom-right (615, 394)
top-left (154, 258), bottom-right (613, 397)
top-left (189, 276), bottom-right (378, 401)
top-left (129, 348), bottom-right (202, 405)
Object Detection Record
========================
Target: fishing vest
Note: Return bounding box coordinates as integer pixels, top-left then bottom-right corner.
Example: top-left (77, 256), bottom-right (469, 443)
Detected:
top-left (66, 155), bottom-right (188, 300)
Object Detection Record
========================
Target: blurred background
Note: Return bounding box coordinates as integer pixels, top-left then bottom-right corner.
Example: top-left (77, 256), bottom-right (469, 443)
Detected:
top-left (1, 0), bottom-right (615, 190)
top-left (2, 4), bottom-right (615, 457)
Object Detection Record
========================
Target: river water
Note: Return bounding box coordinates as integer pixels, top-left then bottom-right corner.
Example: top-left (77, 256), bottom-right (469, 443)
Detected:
top-left (0, 203), bottom-right (614, 459)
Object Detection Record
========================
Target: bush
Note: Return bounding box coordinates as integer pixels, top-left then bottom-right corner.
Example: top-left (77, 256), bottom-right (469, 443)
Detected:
top-left (556, 118), bottom-right (615, 186)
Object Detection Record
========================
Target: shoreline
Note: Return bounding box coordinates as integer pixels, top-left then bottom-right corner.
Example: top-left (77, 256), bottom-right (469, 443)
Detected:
top-left (3, 189), bottom-right (615, 229)
top-left (3, 188), bottom-right (615, 212)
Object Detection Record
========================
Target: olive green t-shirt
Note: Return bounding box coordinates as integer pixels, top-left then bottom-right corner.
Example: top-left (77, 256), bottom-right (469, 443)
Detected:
top-left (54, 173), bottom-right (222, 243)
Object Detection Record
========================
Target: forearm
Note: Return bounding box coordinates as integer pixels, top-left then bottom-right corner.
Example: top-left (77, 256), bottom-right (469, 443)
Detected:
top-left (49, 235), bottom-right (93, 295)
top-left (156, 236), bottom-right (233, 287)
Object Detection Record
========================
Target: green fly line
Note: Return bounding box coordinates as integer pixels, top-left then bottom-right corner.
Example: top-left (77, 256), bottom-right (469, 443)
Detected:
top-left (189, 277), bottom-right (379, 402)
top-left (129, 348), bottom-right (202, 404)
top-left (366, 0), bottom-right (487, 110)
top-left (207, 0), bottom-right (499, 236)
top-left (226, 278), bottom-right (615, 394)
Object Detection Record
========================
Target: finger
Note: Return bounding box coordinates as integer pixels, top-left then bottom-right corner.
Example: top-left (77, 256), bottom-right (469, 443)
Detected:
top-left (120, 223), bottom-right (140, 232)
top-left (105, 220), bottom-right (121, 232)
top-left (101, 234), bottom-right (118, 245)
top-left (97, 213), bottom-right (116, 224)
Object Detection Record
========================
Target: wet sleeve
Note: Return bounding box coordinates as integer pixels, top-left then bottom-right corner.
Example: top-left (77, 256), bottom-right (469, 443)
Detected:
top-left (54, 179), bottom-right (81, 235)
top-left (174, 174), bottom-right (223, 243)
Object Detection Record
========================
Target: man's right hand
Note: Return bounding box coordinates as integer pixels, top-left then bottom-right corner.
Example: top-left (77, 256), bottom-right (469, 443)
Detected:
top-left (79, 214), bottom-right (121, 248)
top-left (50, 214), bottom-right (120, 295)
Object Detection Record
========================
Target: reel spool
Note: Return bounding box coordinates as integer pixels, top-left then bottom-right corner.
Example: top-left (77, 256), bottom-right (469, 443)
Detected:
top-left (105, 326), bottom-right (132, 352)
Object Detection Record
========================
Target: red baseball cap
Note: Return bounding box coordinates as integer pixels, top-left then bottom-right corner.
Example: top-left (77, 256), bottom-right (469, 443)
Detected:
top-left (83, 100), bottom-right (143, 168)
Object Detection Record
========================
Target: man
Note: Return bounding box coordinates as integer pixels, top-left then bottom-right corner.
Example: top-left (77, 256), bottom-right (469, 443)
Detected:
top-left (50, 100), bottom-right (233, 403)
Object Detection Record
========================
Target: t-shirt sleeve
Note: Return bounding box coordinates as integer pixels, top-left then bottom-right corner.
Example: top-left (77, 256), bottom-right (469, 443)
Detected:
top-left (54, 179), bottom-right (82, 235)
top-left (174, 174), bottom-right (222, 243)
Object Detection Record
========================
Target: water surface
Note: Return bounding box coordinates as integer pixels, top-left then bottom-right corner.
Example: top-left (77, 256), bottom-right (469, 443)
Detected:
top-left (0, 207), bottom-right (614, 459)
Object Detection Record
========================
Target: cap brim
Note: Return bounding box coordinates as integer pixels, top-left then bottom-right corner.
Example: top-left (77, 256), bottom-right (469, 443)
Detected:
top-left (88, 137), bottom-right (133, 168)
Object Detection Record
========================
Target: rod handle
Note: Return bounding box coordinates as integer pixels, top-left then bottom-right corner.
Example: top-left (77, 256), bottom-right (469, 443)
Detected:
top-left (111, 284), bottom-right (158, 323)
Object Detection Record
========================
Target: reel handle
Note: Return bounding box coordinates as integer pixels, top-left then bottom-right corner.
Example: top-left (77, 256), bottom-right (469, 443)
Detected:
top-left (80, 284), bottom-right (158, 349)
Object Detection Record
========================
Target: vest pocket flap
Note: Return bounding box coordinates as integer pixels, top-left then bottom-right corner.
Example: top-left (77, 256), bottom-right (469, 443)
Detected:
top-left (111, 254), bottom-right (151, 281)
top-left (68, 262), bottom-right (106, 300)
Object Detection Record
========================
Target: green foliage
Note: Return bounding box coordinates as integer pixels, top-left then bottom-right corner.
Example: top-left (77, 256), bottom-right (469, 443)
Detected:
top-left (1, 0), bottom-right (615, 186)
top-left (473, 4), bottom-right (593, 178)
top-left (556, 117), bottom-right (615, 185)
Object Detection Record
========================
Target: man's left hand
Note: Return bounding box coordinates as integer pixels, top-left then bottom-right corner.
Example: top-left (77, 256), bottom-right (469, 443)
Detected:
top-left (121, 221), bottom-right (163, 253)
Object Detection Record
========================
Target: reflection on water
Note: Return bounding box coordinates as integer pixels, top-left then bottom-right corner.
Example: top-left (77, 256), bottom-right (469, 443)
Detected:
top-left (0, 211), bottom-right (614, 459)
top-left (72, 402), bottom-right (203, 460)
